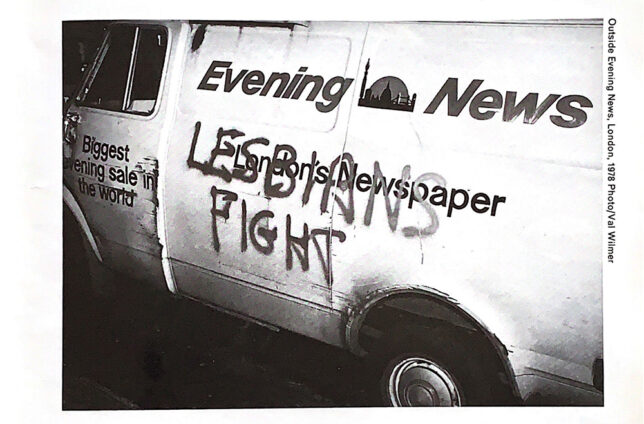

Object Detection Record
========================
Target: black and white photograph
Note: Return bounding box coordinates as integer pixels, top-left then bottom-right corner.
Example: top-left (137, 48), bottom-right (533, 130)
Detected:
top-left (8, 0), bottom-right (644, 422)
top-left (62, 17), bottom-right (605, 408)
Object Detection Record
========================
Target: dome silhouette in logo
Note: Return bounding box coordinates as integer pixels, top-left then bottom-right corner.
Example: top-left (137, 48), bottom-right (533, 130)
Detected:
top-left (369, 77), bottom-right (409, 101)
top-left (357, 59), bottom-right (416, 112)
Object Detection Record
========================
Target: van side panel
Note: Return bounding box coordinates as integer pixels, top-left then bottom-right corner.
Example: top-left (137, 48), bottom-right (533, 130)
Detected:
top-left (332, 22), bottom-right (602, 402)
top-left (162, 22), bottom-right (368, 340)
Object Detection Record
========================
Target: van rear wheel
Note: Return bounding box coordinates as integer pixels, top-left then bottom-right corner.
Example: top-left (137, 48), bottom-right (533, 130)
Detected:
top-left (371, 325), bottom-right (493, 406)
top-left (382, 353), bottom-right (462, 406)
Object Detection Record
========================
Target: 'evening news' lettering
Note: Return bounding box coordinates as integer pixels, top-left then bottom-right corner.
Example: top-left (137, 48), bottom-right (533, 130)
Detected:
top-left (197, 61), bottom-right (594, 128)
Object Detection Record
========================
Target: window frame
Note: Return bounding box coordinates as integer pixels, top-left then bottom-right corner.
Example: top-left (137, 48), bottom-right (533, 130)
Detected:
top-left (76, 23), bottom-right (169, 118)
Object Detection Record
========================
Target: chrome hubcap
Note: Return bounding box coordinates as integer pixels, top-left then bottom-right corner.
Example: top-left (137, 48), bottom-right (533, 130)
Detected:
top-left (387, 357), bottom-right (461, 406)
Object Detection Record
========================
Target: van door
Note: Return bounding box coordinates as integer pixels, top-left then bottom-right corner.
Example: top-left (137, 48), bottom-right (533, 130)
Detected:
top-left (162, 23), bottom-right (366, 339)
top-left (63, 23), bottom-right (172, 279)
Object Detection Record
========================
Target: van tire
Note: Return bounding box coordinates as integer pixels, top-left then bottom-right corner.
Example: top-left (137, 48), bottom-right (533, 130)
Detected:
top-left (369, 324), bottom-right (497, 406)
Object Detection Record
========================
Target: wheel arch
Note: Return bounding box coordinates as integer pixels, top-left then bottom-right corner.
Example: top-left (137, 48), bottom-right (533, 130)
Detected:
top-left (345, 285), bottom-right (521, 400)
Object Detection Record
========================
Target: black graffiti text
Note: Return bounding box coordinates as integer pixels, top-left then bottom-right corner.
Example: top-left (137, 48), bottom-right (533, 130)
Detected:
top-left (210, 185), bottom-right (346, 286)
top-left (189, 122), bottom-right (507, 238)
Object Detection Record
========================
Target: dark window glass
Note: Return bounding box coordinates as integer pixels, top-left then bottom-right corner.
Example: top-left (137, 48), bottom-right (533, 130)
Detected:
top-left (126, 28), bottom-right (167, 114)
top-left (83, 26), bottom-right (135, 111)
top-left (62, 22), bottom-right (108, 99)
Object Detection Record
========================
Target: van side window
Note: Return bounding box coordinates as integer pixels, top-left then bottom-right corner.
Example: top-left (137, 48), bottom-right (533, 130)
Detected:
top-left (82, 26), bottom-right (135, 111)
top-left (125, 28), bottom-right (167, 114)
top-left (80, 25), bottom-right (167, 116)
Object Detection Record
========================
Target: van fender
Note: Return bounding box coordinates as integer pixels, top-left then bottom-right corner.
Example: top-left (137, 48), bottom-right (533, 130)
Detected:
top-left (345, 284), bottom-right (521, 398)
top-left (63, 183), bottom-right (102, 263)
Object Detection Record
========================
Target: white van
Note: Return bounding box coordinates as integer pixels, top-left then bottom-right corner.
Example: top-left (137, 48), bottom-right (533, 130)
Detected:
top-left (63, 20), bottom-right (603, 406)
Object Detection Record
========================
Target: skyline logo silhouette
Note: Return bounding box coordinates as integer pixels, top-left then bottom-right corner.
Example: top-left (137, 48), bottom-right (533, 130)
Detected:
top-left (357, 59), bottom-right (416, 112)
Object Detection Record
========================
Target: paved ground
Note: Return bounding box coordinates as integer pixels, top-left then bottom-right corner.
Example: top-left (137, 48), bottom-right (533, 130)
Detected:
top-left (63, 222), bottom-right (376, 409)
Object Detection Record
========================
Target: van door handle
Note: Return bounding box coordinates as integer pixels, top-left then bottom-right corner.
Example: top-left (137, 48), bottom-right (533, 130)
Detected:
top-left (63, 112), bottom-right (80, 145)
top-left (65, 112), bottom-right (81, 125)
